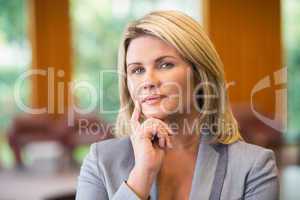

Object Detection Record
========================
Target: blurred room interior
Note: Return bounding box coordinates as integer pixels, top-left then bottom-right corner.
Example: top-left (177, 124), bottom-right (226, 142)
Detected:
top-left (0, 0), bottom-right (299, 199)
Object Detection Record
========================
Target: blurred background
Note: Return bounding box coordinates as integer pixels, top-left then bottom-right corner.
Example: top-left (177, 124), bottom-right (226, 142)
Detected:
top-left (0, 0), bottom-right (298, 199)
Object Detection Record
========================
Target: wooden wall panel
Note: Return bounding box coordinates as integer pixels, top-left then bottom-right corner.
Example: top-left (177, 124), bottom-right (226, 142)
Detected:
top-left (28, 0), bottom-right (72, 115)
top-left (203, 0), bottom-right (283, 118)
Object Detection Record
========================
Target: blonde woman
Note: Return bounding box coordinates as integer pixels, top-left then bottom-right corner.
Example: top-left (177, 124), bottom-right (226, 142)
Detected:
top-left (76, 11), bottom-right (279, 200)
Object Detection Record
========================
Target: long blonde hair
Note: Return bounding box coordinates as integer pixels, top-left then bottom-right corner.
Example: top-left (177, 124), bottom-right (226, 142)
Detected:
top-left (114, 10), bottom-right (243, 144)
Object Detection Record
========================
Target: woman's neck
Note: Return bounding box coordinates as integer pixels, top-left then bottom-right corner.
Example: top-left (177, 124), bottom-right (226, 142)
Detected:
top-left (163, 109), bottom-right (201, 151)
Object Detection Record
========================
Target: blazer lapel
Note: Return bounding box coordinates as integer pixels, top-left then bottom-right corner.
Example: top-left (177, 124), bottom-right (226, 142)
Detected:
top-left (189, 134), bottom-right (222, 200)
top-left (191, 134), bottom-right (228, 200)
top-left (208, 143), bottom-right (228, 200)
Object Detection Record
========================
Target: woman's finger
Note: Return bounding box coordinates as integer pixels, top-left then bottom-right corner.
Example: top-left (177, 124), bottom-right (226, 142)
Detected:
top-left (152, 127), bottom-right (164, 148)
top-left (153, 118), bottom-right (175, 136)
top-left (139, 125), bottom-right (157, 140)
top-left (166, 135), bottom-right (173, 149)
top-left (157, 126), bottom-right (172, 149)
top-left (130, 100), bottom-right (141, 130)
top-left (140, 124), bottom-right (164, 147)
top-left (142, 117), bottom-right (174, 148)
top-left (158, 136), bottom-right (165, 148)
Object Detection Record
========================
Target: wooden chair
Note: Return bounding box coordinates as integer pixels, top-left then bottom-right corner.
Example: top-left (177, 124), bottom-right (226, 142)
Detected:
top-left (7, 113), bottom-right (113, 168)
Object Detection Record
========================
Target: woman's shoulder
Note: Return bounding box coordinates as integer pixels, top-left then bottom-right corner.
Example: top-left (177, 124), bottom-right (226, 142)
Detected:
top-left (226, 140), bottom-right (278, 173)
top-left (228, 139), bottom-right (275, 155)
top-left (93, 136), bottom-right (132, 152)
top-left (223, 141), bottom-right (279, 198)
top-left (228, 140), bottom-right (276, 159)
top-left (88, 136), bottom-right (133, 166)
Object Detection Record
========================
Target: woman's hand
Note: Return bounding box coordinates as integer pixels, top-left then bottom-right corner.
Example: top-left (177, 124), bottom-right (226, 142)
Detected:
top-left (126, 100), bottom-right (174, 199)
top-left (130, 100), bottom-right (174, 173)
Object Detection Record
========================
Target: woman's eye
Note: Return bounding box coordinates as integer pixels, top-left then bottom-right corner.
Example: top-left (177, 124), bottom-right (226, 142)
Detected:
top-left (131, 67), bottom-right (144, 74)
top-left (160, 62), bottom-right (174, 69)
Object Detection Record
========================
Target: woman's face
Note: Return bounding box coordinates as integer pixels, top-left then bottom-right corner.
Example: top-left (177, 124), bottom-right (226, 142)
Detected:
top-left (126, 35), bottom-right (196, 120)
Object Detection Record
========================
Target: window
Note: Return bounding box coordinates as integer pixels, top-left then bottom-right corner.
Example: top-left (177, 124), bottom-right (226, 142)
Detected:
top-left (282, 0), bottom-right (300, 143)
top-left (0, 0), bottom-right (30, 167)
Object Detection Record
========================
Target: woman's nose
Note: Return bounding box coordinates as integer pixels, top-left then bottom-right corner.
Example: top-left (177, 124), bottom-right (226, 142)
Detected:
top-left (142, 70), bottom-right (160, 90)
top-left (142, 81), bottom-right (156, 90)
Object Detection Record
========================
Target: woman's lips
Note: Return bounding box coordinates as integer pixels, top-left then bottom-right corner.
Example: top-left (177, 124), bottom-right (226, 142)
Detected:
top-left (142, 95), bottom-right (166, 105)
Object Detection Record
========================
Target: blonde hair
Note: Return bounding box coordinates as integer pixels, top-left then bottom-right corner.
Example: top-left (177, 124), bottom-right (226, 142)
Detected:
top-left (114, 10), bottom-right (243, 144)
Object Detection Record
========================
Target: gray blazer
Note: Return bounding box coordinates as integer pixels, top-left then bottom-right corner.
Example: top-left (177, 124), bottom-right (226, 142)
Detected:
top-left (76, 134), bottom-right (279, 200)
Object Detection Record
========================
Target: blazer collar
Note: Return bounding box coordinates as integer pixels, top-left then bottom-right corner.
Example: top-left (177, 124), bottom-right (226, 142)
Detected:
top-left (189, 134), bottom-right (228, 200)
top-left (128, 133), bottom-right (228, 200)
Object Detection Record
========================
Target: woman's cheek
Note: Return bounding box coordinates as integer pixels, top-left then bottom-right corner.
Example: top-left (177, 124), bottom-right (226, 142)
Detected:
top-left (127, 79), bottom-right (139, 99)
top-left (162, 81), bottom-right (192, 113)
top-left (160, 93), bottom-right (181, 114)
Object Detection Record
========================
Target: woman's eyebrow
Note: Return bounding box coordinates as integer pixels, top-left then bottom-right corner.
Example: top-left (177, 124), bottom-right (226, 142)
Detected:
top-left (154, 55), bottom-right (176, 63)
top-left (127, 55), bottom-right (176, 68)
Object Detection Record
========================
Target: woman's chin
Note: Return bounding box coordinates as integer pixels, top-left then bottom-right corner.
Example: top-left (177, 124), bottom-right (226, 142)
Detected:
top-left (143, 110), bottom-right (169, 120)
top-left (142, 102), bottom-right (177, 120)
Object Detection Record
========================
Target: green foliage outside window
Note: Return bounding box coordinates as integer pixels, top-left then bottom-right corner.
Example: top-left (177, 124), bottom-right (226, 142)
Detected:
top-left (0, 0), bottom-right (29, 167)
top-left (282, 0), bottom-right (300, 143)
top-left (0, 0), bottom-right (29, 133)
